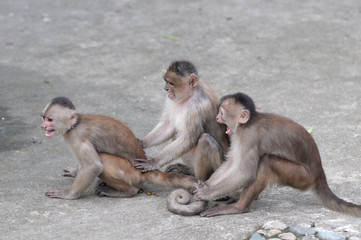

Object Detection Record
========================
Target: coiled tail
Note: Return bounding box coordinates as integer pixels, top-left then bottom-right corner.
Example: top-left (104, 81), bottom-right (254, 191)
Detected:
top-left (167, 188), bottom-right (207, 216)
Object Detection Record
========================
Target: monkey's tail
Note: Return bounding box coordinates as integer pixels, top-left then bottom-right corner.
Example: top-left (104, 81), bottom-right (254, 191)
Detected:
top-left (315, 172), bottom-right (361, 217)
top-left (141, 170), bottom-right (197, 189)
top-left (167, 188), bottom-right (207, 216)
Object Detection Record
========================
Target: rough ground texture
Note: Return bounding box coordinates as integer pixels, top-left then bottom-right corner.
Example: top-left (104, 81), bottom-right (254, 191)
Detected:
top-left (1, 0), bottom-right (361, 239)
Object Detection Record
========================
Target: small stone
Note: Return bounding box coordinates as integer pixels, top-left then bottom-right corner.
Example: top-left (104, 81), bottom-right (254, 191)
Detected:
top-left (262, 220), bottom-right (288, 230)
top-left (257, 229), bottom-right (282, 238)
top-left (269, 238), bottom-right (281, 240)
top-left (278, 232), bottom-right (297, 240)
top-left (289, 225), bottom-right (317, 236)
top-left (317, 232), bottom-right (346, 240)
top-left (250, 232), bottom-right (266, 240)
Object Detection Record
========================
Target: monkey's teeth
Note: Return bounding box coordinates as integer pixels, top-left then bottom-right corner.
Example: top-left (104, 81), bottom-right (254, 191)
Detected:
top-left (45, 129), bottom-right (56, 137)
top-left (226, 126), bottom-right (233, 135)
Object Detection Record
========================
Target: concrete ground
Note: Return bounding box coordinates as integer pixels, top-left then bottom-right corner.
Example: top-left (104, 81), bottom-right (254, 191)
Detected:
top-left (1, 0), bottom-right (361, 239)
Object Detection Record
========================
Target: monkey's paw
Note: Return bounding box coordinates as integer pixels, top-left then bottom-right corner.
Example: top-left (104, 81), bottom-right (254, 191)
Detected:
top-left (62, 167), bottom-right (77, 178)
top-left (45, 189), bottom-right (73, 199)
top-left (134, 157), bottom-right (159, 172)
top-left (193, 181), bottom-right (211, 201)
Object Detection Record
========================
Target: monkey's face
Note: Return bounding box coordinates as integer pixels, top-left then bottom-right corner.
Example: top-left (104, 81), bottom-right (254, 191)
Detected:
top-left (163, 72), bottom-right (191, 101)
top-left (41, 113), bottom-right (57, 138)
top-left (41, 105), bottom-right (76, 138)
top-left (216, 99), bottom-right (243, 135)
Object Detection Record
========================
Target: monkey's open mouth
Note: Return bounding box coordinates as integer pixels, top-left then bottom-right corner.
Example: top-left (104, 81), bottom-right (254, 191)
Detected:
top-left (45, 129), bottom-right (56, 138)
top-left (226, 126), bottom-right (233, 135)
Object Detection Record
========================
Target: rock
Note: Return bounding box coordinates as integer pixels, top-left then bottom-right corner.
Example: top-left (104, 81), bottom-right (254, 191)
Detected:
top-left (289, 225), bottom-right (317, 236)
top-left (257, 229), bottom-right (282, 238)
top-left (278, 232), bottom-right (297, 240)
top-left (250, 232), bottom-right (266, 240)
top-left (317, 232), bottom-right (346, 240)
top-left (262, 220), bottom-right (288, 231)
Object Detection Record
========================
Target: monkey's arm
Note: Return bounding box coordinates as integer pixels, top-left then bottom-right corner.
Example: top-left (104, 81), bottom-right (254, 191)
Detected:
top-left (141, 119), bottom-right (175, 148)
top-left (136, 108), bottom-right (203, 171)
top-left (46, 141), bottom-right (103, 199)
top-left (194, 151), bottom-right (259, 201)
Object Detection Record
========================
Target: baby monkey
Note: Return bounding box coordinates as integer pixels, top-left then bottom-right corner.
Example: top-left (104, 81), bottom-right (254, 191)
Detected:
top-left (168, 92), bottom-right (361, 217)
top-left (41, 96), bottom-right (197, 199)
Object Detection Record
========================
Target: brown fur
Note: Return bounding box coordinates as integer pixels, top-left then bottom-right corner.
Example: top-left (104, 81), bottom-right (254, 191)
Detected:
top-left (168, 92), bottom-right (361, 217)
top-left (41, 97), bottom-right (197, 199)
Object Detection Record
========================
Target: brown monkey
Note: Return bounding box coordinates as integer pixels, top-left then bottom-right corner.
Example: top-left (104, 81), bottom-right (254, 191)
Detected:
top-left (41, 96), bottom-right (197, 199)
top-left (168, 92), bottom-right (361, 217)
top-left (135, 60), bottom-right (229, 181)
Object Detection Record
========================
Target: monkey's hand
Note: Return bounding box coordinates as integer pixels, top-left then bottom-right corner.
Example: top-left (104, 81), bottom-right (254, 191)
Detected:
top-left (134, 157), bottom-right (160, 172)
top-left (193, 180), bottom-right (211, 201)
top-left (62, 167), bottom-right (77, 178)
top-left (45, 189), bottom-right (76, 199)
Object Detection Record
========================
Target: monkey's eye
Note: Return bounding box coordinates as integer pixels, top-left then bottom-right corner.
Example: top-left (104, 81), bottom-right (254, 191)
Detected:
top-left (164, 79), bottom-right (174, 86)
top-left (47, 118), bottom-right (53, 122)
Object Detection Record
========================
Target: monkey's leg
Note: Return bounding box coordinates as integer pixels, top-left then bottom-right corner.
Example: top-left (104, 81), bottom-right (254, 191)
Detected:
top-left (96, 184), bottom-right (139, 198)
top-left (270, 156), bottom-right (315, 190)
top-left (200, 156), bottom-right (276, 217)
top-left (97, 154), bottom-right (141, 198)
top-left (200, 156), bottom-right (315, 217)
top-left (191, 133), bottom-right (224, 181)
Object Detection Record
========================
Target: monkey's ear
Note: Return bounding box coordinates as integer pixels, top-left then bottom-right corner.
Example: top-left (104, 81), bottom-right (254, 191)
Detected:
top-left (238, 109), bottom-right (250, 124)
top-left (70, 110), bottom-right (77, 125)
top-left (189, 73), bottom-right (198, 88)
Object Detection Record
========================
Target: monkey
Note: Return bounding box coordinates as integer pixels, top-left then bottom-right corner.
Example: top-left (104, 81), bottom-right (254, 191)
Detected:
top-left (41, 96), bottom-right (198, 199)
top-left (167, 92), bottom-right (361, 217)
top-left (134, 60), bottom-right (229, 181)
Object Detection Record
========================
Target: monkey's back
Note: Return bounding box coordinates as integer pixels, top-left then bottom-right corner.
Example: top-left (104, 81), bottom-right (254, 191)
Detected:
top-left (67, 114), bottom-right (145, 161)
top-left (251, 112), bottom-right (322, 172)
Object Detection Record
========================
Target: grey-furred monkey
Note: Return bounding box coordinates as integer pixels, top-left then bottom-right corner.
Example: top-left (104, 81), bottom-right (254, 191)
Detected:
top-left (41, 96), bottom-right (197, 199)
top-left (168, 92), bottom-right (361, 217)
top-left (134, 60), bottom-right (229, 181)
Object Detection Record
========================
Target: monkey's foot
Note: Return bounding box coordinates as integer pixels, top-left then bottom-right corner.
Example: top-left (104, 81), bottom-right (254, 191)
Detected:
top-left (62, 167), bottom-right (77, 178)
top-left (193, 181), bottom-right (212, 201)
top-left (200, 205), bottom-right (242, 217)
top-left (134, 158), bottom-right (159, 172)
top-left (95, 185), bottom-right (138, 198)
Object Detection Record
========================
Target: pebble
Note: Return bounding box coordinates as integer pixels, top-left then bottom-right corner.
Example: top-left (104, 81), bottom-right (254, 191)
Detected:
top-left (250, 232), bottom-right (266, 240)
top-left (247, 220), bottom-right (355, 240)
top-left (317, 232), bottom-right (346, 240)
top-left (262, 220), bottom-right (288, 230)
top-left (289, 226), bottom-right (317, 236)
top-left (279, 232), bottom-right (297, 240)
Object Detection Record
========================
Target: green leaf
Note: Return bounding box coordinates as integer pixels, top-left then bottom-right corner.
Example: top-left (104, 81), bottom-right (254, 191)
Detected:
top-left (307, 126), bottom-right (314, 134)
top-left (164, 35), bottom-right (179, 40)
